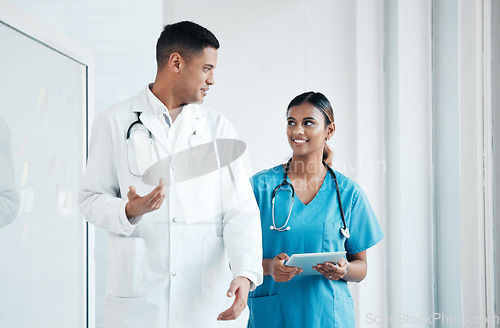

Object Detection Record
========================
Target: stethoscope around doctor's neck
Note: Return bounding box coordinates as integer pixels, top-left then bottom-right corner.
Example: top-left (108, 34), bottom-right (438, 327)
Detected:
top-left (271, 159), bottom-right (350, 239)
top-left (125, 111), bottom-right (202, 177)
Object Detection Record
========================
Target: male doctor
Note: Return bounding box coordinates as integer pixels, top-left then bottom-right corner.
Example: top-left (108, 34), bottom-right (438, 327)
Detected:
top-left (79, 21), bottom-right (263, 327)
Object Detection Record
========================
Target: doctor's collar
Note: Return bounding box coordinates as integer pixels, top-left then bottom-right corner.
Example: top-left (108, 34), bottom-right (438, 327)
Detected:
top-left (146, 83), bottom-right (168, 116)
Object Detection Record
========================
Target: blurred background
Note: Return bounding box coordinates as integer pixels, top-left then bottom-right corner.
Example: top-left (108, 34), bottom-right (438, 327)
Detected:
top-left (0, 0), bottom-right (498, 327)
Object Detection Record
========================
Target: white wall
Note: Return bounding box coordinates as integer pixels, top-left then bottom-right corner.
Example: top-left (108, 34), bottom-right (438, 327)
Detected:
top-left (164, 0), bottom-right (361, 176)
top-left (164, 0), bottom-right (386, 326)
top-left (384, 1), bottom-right (434, 326)
top-left (434, 1), bottom-right (496, 327)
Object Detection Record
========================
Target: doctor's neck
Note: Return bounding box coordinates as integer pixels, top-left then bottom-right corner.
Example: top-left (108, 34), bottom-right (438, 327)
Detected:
top-left (150, 81), bottom-right (183, 121)
top-left (289, 155), bottom-right (326, 177)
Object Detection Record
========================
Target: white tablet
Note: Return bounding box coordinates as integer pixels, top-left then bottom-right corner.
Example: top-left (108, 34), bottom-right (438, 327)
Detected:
top-left (285, 251), bottom-right (347, 276)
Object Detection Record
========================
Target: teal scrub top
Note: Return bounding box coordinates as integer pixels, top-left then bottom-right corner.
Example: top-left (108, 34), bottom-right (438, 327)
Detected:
top-left (248, 164), bottom-right (384, 328)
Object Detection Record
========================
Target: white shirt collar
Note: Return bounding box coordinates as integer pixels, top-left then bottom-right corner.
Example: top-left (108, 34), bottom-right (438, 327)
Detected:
top-left (146, 83), bottom-right (168, 116)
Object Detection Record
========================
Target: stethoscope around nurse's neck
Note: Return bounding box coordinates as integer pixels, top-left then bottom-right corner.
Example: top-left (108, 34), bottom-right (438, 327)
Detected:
top-left (270, 158), bottom-right (351, 239)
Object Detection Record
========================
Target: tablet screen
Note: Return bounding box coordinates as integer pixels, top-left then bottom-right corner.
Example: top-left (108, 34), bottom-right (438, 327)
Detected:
top-left (285, 251), bottom-right (347, 275)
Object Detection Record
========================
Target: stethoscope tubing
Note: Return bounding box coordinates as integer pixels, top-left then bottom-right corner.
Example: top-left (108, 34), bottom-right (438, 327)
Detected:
top-left (126, 111), bottom-right (200, 177)
top-left (271, 159), bottom-right (350, 238)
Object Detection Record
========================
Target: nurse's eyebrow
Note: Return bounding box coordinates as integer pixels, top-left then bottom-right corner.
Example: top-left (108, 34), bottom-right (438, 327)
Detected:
top-left (287, 116), bottom-right (318, 121)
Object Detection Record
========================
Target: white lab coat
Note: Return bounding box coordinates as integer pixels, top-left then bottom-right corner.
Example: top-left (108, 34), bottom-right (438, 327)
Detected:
top-left (78, 87), bottom-right (263, 328)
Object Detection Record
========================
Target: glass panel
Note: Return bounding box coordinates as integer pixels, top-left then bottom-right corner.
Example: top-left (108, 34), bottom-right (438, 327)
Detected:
top-left (0, 21), bottom-right (86, 327)
top-left (493, 0), bottom-right (500, 322)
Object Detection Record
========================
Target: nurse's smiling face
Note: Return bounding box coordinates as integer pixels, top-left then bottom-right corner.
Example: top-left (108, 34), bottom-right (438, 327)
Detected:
top-left (286, 103), bottom-right (335, 160)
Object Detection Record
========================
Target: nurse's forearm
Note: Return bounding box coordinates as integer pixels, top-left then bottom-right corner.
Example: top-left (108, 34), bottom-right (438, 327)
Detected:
top-left (342, 259), bottom-right (367, 283)
top-left (262, 259), bottom-right (273, 276)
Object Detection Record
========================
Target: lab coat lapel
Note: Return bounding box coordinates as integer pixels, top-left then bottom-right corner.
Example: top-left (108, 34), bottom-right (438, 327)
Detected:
top-left (130, 92), bottom-right (170, 153)
top-left (140, 111), bottom-right (170, 153)
top-left (171, 104), bottom-right (211, 224)
top-left (172, 104), bottom-right (203, 153)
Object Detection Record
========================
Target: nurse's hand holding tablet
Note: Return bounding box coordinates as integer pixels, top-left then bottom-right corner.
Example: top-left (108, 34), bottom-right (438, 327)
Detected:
top-left (267, 253), bottom-right (348, 282)
top-left (313, 258), bottom-right (349, 281)
top-left (264, 253), bottom-right (303, 282)
top-left (284, 251), bottom-right (348, 279)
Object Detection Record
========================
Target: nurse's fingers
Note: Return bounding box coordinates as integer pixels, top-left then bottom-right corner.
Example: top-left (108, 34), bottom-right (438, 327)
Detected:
top-left (314, 263), bottom-right (345, 280)
top-left (313, 266), bottom-right (333, 279)
top-left (275, 253), bottom-right (297, 270)
top-left (273, 253), bottom-right (294, 272)
top-left (324, 262), bottom-right (346, 275)
top-left (336, 258), bottom-right (348, 267)
top-left (276, 253), bottom-right (289, 262)
top-left (273, 267), bottom-right (302, 282)
top-left (275, 266), bottom-right (300, 277)
top-left (277, 265), bottom-right (301, 275)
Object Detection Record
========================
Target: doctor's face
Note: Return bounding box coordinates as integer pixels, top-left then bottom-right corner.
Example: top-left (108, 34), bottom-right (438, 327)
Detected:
top-left (286, 103), bottom-right (334, 159)
top-left (175, 46), bottom-right (217, 105)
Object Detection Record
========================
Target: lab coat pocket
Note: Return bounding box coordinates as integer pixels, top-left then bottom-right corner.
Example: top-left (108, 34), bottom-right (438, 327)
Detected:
top-left (201, 236), bottom-right (232, 297)
top-left (107, 237), bottom-right (146, 298)
top-left (248, 295), bottom-right (285, 328)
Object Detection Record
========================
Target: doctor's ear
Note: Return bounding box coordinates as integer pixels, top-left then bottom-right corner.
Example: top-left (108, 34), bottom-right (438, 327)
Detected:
top-left (169, 53), bottom-right (183, 71)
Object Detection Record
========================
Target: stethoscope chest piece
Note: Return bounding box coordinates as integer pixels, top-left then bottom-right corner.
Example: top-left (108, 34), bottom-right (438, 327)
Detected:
top-left (189, 133), bottom-right (202, 148)
top-left (341, 227), bottom-right (350, 239)
top-left (269, 225), bottom-right (291, 231)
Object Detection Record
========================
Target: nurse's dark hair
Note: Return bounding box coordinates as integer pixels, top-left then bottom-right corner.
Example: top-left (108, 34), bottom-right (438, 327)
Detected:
top-left (286, 91), bottom-right (335, 166)
top-left (156, 21), bottom-right (219, 69)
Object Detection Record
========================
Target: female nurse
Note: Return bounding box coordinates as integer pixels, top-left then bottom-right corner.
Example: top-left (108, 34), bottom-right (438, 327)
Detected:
top-left (247, 91), bottom-right (383, 328)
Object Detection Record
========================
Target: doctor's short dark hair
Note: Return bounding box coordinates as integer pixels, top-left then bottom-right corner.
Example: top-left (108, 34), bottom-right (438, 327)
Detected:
top-left (156, 21), bottom-right (220, 69)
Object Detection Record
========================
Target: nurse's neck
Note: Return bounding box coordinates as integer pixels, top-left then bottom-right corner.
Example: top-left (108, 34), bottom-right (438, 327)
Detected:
top-left (289, 155), bottom-right (326, 178)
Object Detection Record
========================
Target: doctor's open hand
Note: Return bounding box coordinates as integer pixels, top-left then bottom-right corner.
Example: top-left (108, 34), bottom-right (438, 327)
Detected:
top-left (217, 276), bottom-right (251, 321)
top-left (264, 253), bottom-right (303, 282)
top-left (125, 178), bottom-right (166, 219)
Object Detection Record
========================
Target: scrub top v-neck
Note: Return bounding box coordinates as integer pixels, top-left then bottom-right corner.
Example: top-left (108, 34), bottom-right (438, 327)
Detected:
top-left (248, 164), bottom-right (383, 328)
